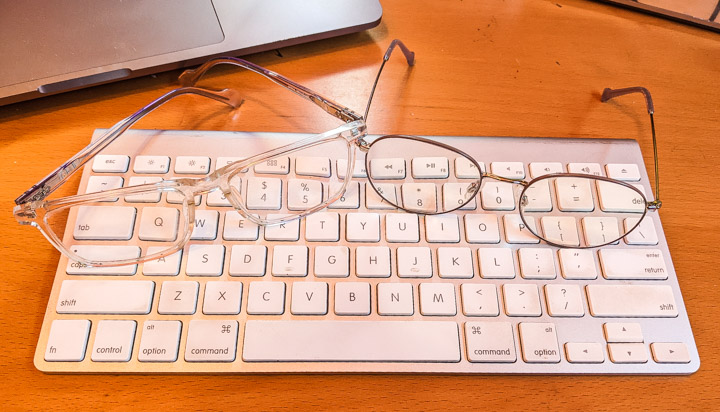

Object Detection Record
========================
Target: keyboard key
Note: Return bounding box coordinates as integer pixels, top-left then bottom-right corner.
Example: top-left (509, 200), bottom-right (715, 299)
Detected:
top-left (247, 282), bottom-right (286, 315)
top-left (174, 156), bottom-right (210, 174)
top-left (518, 322), bottom-right (560, 363)
top-left (346, 213), bottom-right (380, 242)
top-left (623, 217), bottom-right (659, 245)
top-left (142, 248), bottom-right (182, 276)
top-left (56, 280), bottom-right (154, 314)
top-left (518, 248), bottom-right (556, 279)
top-left (295, 156), bottom-right (331, 177)
top-left (606, 163), bottom-right (641, 181)
top-left (481, 182), bottom-right (515, 211)
top-left (650, 343), bottom-right (691, 364)
top-left (242, 320), bottom-right (460, 362)
top-left (355, 246), bottom-right (391, 278)
top-left (567, 162), bottom-right (602, 176)
top-left (540, 216), bottom-right (579, 247)
top-left (565, 342), bottom-right (604, 363)
top-left (437, 247), bottom-right (473, 278)
top-left (254, 156), bottom-right (290, 174)
top-left (442, 182), bottom-right (477, 211)
top-left (465, 321), bottom-right (516, 362)
top-left (134, 155), bottom-right (170, 173)
top-left (186, 245), bottom-right (225, 276)
top-left (291, 282), bottom-right (328, 315)
top-left (66, 245), bottom-right (140, 275)
top-left (555, 177), bottom-right (594, 212)
top-left (138, 320), bottom-right (181, 362)
top-left (91, 320), bottom-right (136, 362)
top-left (582, 216), bottom-right (620, 246)
top-left (396, 247), bottom-right (433, 278)
top-left (503, 284), bottom-right (541, 317)
top-left (460, 284), bottom-right (499, 316)
top-left (401, 183), bottom-right (437, 213)
top-left (229, 245), bottom-right (267, 276)
top-left (419, 283), bottom-right (456, 316)
top-left (596, 180), bottom-right (646, 213)
top-left (45, 319), bottom-right (91, 362)
top-left (328, 181), bottom-right (361, 209)
top-left (264, 215), bottom-right (300, 241)
top-left (454, 157), bottom-right (483, 178)
top-left (377, 283), bottom-right (414, 315)
top-left (92, 155), bottom-right (129, 173)
top-left (334, 282), bottom-right (371, 315)
top-left (366, 182), bottom-right (398, 209)
top-left (558, 249), bottom-right (597, 280)
top-left (246, 177), bottom-right (282, 210)
top-left (336, 158), bottom-right (367, 179)
top-left (287, 179), bottom-right (323, 210)
top-left (157, 281), bottom-right (199, 315)
top-left (305, 212), bottom-right (340, 242)
top-left (544, 284), bottom-right (584, 317)
top-left (314, 246), bottom-right (350, 277)
top-left (369, 157), bottom-right (406, 179)
top-left (503, 214), bottom-right (539, 244)
top-left (412, 156), bottom-right (449, 178)
top-left (586, 285), bottom-right (678, 317)
top-left (477, 248), bottom-right (515, 279)
top-left (604, 323), bottom-right (643, 343)
top-left (272, 245), bottom-right (308, 277)
top-left (184, 320), bottom-right (238, 362)
top-left (73, 206), bottom-right (136, 240)
top-left (425, 215), bottom-right (461, 243)
top-left (608, 343), bottom-right (647, 363)
top-left (85, 176), bottom-right (124, 200)
top-left (138, 207), bottom-right (180, 242)
top-left (203, 281), bottom-right (243, 315)
top-left (385, 213), bottom-right (420, 243)
top-left (491, 162), bottom-right (525, 179)
top-left (464, 214), bottom-right (500, 244)
top-left (190, 210), bottom-right (219, 240)
top-left (599, 249), bottom-right (668, 280)
top-left (520, 179), bottom-right (552, 212)
top-left (529, 162), bottom-right (563, 178)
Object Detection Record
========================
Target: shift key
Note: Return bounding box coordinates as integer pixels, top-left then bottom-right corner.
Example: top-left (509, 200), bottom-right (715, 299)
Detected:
top-left (57, 280), bottom-right (154, 314)
top-left (586, 285), bottom-right (678, 317)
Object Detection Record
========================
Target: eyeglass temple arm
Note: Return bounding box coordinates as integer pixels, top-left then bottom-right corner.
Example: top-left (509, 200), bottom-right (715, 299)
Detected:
top-left (364, 39), bottom-right (416, 121)
top-left (178, 56), bottom-right (363, 123)
top-left (14, 87), bottom-right (242, 206)
top-left (601, 86), bottom-right (661, 209)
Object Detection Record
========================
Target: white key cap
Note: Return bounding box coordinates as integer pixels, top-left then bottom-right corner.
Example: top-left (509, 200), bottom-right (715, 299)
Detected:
top-left (460, 284), bottom-right (499, 316)
top-left (206, 188), bottom-right (232, 207)
top-left (377, 283), bottom-right (414, 315)
top-left (568, 162), bottom-right (603, 176)
top-left (167, 190), bottom-right (201, 205)
top-left (305, 212), bottom-right (340, 241)
top-left (397, 247), bottom-right (433, 278)
top-left (203, 281), bottom-right (243, 315)
top-left (45, 319), bottom-right (91, 361)
top-left (328, 181), bottom-right (360, 209)
top-left (242, 320), bottom-right (460, 362)
top-left (442, 182), bottom-right (477, 211)
top-left (529, 162), bottom-right (563, 178)
top-left (216, 156), bottom-right (245, 170)
top-left (91, 320), bottom-right (136, 362)
top-left (596, 180), bottom-right (645, 213)
top-left (518, 322), bottom-right (560, 363)
top-left (138, 207), bottom-right (179, 241)
top-left (223, 211), bottom-right (260, 240)
top-left (604, 322), bottom-right (643, 343)
top-left (346, 213), bottom-right (380, 242)
top-left (138, 320), bottom-right (182, 362)
top-left (291, 282), bottom-right (328, 315)
top-left (520, 179), bottom-right (552, 212)
top-left (623, 217), bottom-right (659, 245)
top-left (437, 247), bottom-right (473, 278)
top-left (334, 282), bottom-right (371, 315)
top-left (186, 245), bottom-right (225, 276)
top-left (558, 249), bottom-right (598, 279)
top-left (586, 285), bottom-right (678, 317)
top-left (336, 158), bottom-right (367, 179)
top-left (555, 177), bottom-right (594, 212)
top-left (142, 248), bottom-right (182, 276)
top-left (545, 284), bottom-right (584, 317)
top-left (454, 157), bottom-right (483, 179)
top-left (412, 156), bottom-right (449, 178)
top-left (254, 156), bottom-right (290, 174)
top-left (599, 249), bottom-right (668, 280)
top-left (247, 282), bottom-right (286, 315)
top-left (229, 245), bottom-right (267, 276)
top-left (366, 182), bottom-right (398, 209)
top-left (419, 283), bottom-right (456, 316)
top-left (314, 246), bottom-right (350, 278)
top-left (92, 155), bottom-right (129, 173)
top-left (465, 321), bottom-right (516, 362)
top-left (606, 163), bottom-right (641, 181)
top-left (287, 179), bottom-right (323, 210)
top-left (503, 214), bottom-right (539, 244)
top-left (519, 248), bottom-right (556, 279)
top-left (401, 183), bottom-right (437, 213)
top-left (184, 320), bottom-right (238, 362)
top-left (125, 177), bottom-right (163, 204)
top-left (541, 216), bottom-right (580, 247)
top-left (295, 156), bottom-right (331, 177)
top-left (491, 162), bottom-right (525, 179)
top-left (272, 245), bottom-right (308, 277)
top-left (190, 210), bottom-right (219, 240)
top-left (425, 214), bottom-right (460, 243)
top-left (565, 342), bottom-right (604, 363)
top-left (385, 213), bottom-right (420, 243)
top-left (73, 206), bottom-right (136, 240)
top-left (608, 343), bottom-right (647, 363)
top-left (66, 245), bottom-right (140, 275)
top-left (582, 216), bottom-right (620, 246)
top-left (56, 280), bottom-right (154, 314)
top-left (264, 216), bottom-right (300, 241)
top-left (464, 214), bottom-right (500, 244)
top-left (481, 182), bottom-right (515, 211)
top-left (369, 157), bottom-right (406, 179)
top-left (651, 343), bottom-right (691, 364)
top-left (85, 176), bottom-right (124, 200)
top-left (134, 155), bottom-right (170, 173)
top-left (174, 156), bottom-right (210, 174)
top-left (246, 177), bottom-right (282, 210)
top-left (355, 246), bottom-right (391, 278)
top-left (158, 281), bottom-right (199, 314)
top-left (503, 284), bottom-right (541, 317)
top-left (477, 248), bottom-right (516, 279)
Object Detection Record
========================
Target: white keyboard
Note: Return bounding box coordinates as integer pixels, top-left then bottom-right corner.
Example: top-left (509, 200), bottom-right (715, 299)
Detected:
top-left (35, 129), bottom-right (699, 374)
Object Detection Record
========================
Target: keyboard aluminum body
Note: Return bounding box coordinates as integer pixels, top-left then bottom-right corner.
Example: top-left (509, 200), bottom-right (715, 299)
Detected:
top-left (34, 129), bottom-right (700, 374)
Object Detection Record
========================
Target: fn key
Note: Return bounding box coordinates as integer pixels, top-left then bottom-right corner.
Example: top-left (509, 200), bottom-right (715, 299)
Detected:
top-left (45, 320), bottom-right (91, 362)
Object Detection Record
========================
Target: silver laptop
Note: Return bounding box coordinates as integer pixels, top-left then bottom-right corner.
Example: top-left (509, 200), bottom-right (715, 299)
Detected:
top-left (0, 0), bottom-right (382, 106)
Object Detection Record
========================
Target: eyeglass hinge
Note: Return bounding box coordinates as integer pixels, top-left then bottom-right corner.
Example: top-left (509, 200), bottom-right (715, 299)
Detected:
top-left (647, 200), bottom-right (662, 210)
top-left (13, 203), bottom-right (37, 226)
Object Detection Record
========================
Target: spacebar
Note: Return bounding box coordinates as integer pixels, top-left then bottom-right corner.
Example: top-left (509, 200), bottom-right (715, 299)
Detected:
top-left (242, 320), bottom-right (461, 362)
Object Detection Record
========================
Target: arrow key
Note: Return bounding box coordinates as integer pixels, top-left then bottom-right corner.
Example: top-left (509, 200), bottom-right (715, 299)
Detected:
top-left (565, 342), bottom-right (604, 363)
top-left (608, 343), bottom-right (648, 363)
top-left (650, 342), bottom-right (690, 364)
top-left (604, 322), bottom-right (643, 343)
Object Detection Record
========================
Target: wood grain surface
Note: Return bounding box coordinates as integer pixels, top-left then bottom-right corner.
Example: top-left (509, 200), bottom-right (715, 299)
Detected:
top-left (1, 0), bottom-right (718, 410)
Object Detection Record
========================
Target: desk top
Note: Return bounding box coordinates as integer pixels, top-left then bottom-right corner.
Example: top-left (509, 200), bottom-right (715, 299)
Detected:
top-left (1, 0), bottom-right (719, 409)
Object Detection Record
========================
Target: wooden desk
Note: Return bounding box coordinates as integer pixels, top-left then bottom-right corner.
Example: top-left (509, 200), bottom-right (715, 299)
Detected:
top-left (1, 0), bottom-right (718, 409)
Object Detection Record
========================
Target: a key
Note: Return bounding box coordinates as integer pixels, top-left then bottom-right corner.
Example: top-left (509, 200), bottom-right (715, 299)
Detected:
top-left (138, 207), bottom-right (179, 241)
top-left (419, 283), bottom-right (456, 316)
top-left (565, 342), bottom-right (604, 363)
top-left (295, 156), bottom-right (331, 177)
top-left (582, 217), bottom-right (620, 246)
top-left (174, 156), bottom-right (210, 174)
top-left (586, 285), bottom-right (678, 317)
top-left (464, 214), bottom-right (500, 244)
top-left (138, 320), bottom-right (182, 362)
top-left (412, 156), bottom-right (449, 178)
top-left (598, 249), bottom-right (668, 280)
top-left (437, 247), bottom-right (473, 278)
top-left (481, 182), bottom-right (515, 211)
top-left (491, 162), bottom-right (525, 179)
top-left (246, 177), bottom-right (282, 210)
top-left (355, 246), bottom-right (391, 278)
top-left (604, 323), bottom-right (643, 343)
top-left (401, 183), bottom-right (437, 213)
top-left (425, 214), bottom-right (461, 243)
top-left (540, 216), bottom-right (579, 247)
top-left (336, 158), bottom-right (367, 179)
top-left (596, 180), bottom-right (645, 213)
top-left (247, 282), bottom-right (286, 315)
top-left (223, 211), bottom-right (260, 241)
top-left (366, 182), bottom-right (398, 209)
top-left (85, 176), bottom-right (124, 200)
top-left (291, 282), bottom-right (328, 315)
top-left (91, 320), bottom-right (136, 362)
top-left (92, 155), bottom-right (129, 173)
top-left (66, 245), bottom-right (140, 275)
top-left (520, 179), bottom-right (552, 212)
top-left (334, 282), bottom-right (371, 315)
top-left (465, 321), bottom-right (516, 362)
top-left (190, 210), bottom-right (219, 240)
top-left (271, 245), bottom-right (308, 277)
top-left (454, 157), bottom-right (483, 179)
top-left (346, 213), bottom-right (380, 242)
top-left (396, 247), bottom-right (433, 278)
top-left (184, 320), bottom-right (238, 362)
top-left (305, 212), bottom-right (340, 242)
top-left (157, 281), bottom-right (199, 315)
top-left (133, 155), bottom-right (170, 174)
top-left (377, 283), bottom-right (414, 315)
top-left (503, 214), bottom-right (539, 244)
top-left (57, 280), bottom-right (154, 314)
top-left (623, 217), bottom-right (659, 245)
top-left (186, 245), bottom-right (225, 276)
top-left (567, 162), bottom-right (603, 176)
top-left (607, 343), bottom-right (648, 363)
top-left (229, 245), bottom-right (267, 276)
top-left (203, 281), bottom-right (243, 315)
top-left (254, 156), bottom-right (290, 174)
top-left (460, 284), bottom-right (499, 316)
top-left (287, 179), bottom-right (323, 210)
top-left (555, 177), bottom-right (594, 212)
top-left (369, 157), bottom-right (406, 179)
top-left (545, 284), bottom-right (584, 317)
top-left (518, 322), bottom-right (560, 363)
top-left (606, 163), bottom-right (641, 181)
top-left (518, 248), bottom-right (556, 279)
top-left (650, 343), bottom-right (691, 364)
top-left (314, 246), bottom-right (350, 277)
top-left (125, 176), bottom-right (163, 203)
top-left (442, 182), bottom-right (477, 211)
top-left (45, 319), bottom-right (91, 362)
top-left (477, 248), bottom-right (516, 279)
top-left (385, 213), bottom-right (420, 243)
top-left (503, 284), bottom-right (541, 316)
top-left (529, 162), bottom-right (563, 178)
top-left (73, 206), bottom-right (136, 240)
top-left (142, 248), bottom-right (182, 276)
top-left (558, 249), bottom-right (598, 279)
top-left (328, 181), bottom-right (360, 209)
top-left (264, 215), bottom-right (301, 241)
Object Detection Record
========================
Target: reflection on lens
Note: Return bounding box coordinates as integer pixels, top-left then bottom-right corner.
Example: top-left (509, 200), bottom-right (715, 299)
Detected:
top-left (366, 136), bottom-right (481, 214)
top-left (519, 175), bottom-right (647, 248)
